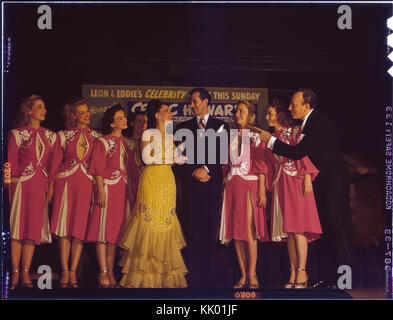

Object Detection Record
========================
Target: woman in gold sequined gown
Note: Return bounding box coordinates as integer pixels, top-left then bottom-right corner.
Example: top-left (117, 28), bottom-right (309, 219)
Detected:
top-left (119, 99), bottom-right (188, 288)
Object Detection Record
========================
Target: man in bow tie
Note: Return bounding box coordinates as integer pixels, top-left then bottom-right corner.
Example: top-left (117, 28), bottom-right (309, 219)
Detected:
top-left (175, 87), bottom-right (229, 288)
top-left (255, 88), bottom-right (352, 289)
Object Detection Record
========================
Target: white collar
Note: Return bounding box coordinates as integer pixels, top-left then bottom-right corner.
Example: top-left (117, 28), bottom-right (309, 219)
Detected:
top-left (197, 113), bottom-right (209, 124)
top-left (301, 109), bottom-right (314, 131)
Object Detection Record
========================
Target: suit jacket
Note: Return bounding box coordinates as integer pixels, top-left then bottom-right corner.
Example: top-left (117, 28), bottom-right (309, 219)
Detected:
top-left (272, 110), bottom-right (346, 177)
top-left (175, 116), bottom-right (229, 186)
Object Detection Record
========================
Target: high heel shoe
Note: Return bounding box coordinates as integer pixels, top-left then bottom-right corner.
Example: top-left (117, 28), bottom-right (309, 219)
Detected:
top-left (283, 267), bottom-right (296, 289)
top-left (59, 269), bottom-right (70, 288)
top-left (97, 270), bottom-right (111, 288)
top-left (248, 274), bottom-right (260, 290)
top-left (10, 269), bottom-right (20, 290)
top-left (20, 268), bottom-right (34, 288)
top-left (232, 275), bottom-right (247, 289)
top-left (294, 268), bottom-right (308, 289)
top-left (69, 269), bottom-right (80, 288)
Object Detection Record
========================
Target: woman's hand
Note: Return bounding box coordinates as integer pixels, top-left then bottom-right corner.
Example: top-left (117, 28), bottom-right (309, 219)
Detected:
top-left (302, 174), bottom-right (313, 196)
top-left (98, 187), bottom-right (107, 207)
top-left (257, 186), bottom-right (267, 208)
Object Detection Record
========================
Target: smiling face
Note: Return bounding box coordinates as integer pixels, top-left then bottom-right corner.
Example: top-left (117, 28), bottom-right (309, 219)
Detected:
top-left (288, 91), bottom-right (311, 120)
top-left (155, 104), bottom-right (173, 125)
top-left (111, 110), bottom-right (128, 131)
top-left (265, 106), bottom-right (280, 129)
top-left (28, 99), bottom-right (47, 122)
top-left (235, 103), bottom-right (250, 128)
top-left (73, 104), bottom-right (90, 127)
top-left (190, 92), bottom-right (209, 117)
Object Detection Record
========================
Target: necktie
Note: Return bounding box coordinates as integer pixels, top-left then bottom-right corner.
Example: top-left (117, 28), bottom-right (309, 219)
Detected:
top-left (199, 117), bottom-right (206, 129)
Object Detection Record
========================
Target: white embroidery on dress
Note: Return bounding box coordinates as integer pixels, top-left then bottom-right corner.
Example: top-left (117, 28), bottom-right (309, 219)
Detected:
top-left (64, 129), bottom-right (78, 142)
top-left (22, 162), bottom-right (34, 176)
top-left (43, 129), bottom-right (56, 146)
top-left (19, 129), bottom-right (33, 148)
top-left (107, 138), bottom-right (117, 157)
top-left (110, 170), bottom-right (121, 179)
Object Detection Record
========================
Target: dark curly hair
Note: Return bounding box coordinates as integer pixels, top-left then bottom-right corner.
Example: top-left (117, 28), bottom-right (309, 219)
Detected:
top-left (146, 99), bottom-right (164, 129)
top-left (268, 97), bottom-right (293, 127)
top-left (101, 104), bottom-right (125, 135)
top-left (123, 110), bottom-right (147, 138)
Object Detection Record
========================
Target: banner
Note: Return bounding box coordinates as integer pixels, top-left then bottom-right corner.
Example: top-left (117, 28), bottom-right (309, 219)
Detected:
top-left (82, 85), bottom-right (268, 129)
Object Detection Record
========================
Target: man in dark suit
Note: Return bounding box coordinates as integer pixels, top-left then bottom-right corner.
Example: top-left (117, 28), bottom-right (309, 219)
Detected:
top-left (256, 89), bottom-right (352, 288)
top-left (175, 87), bottom-right (229, 288)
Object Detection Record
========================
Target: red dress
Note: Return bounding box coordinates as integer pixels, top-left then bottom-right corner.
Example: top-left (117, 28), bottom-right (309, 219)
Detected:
top-left (49, 127), bottom-right (101, 240)
top-left (7, 126), bottom-right (57, 245)
top-left (123, 137), bottom-right (144, 210)
top-left (85, 135), bottom-right (131, 244)
top-left (219, 131), bottom-right (269, 243)
top-left (266, 126), bottom-right (322, 242)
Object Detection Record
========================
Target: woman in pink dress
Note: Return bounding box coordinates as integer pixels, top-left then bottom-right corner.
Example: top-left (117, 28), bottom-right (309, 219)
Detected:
top-left (263, 98), bottom-right (322, 289)
top-left (85, 104), bottom-right (131, 288)
top-left (49, 97), bottom-right (101, 288)
top-left (123, 111), bottom-right (147, 209)
top-left (7, 94), bottom-right (57, 289)
top-left (219, 100), bottom-right (269, 290)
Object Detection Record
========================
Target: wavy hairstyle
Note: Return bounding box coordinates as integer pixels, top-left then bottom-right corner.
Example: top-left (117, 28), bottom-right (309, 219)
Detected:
top-left (236, 100), bottom-right (256, 125)
top-left (101, 104), bottom-right (125, 135)
top-left (62, 97), bottom-right (88, 129)
top-left (146, 99), bottom-right (164, 129)
top-left (268, 97), bottom-right (293, 127)
top-left (13, 94), bottom-right (44, 128)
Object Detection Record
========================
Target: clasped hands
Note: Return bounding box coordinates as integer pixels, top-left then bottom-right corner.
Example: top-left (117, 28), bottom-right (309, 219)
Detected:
top-left (192, 167), bottom-right (211, 183)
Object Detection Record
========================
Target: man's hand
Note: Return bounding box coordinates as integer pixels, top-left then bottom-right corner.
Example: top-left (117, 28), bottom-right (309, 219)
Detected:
top-left (248, 125), bottom-right (272, 142)
top-left (192, 167), bottom-right (211, 183)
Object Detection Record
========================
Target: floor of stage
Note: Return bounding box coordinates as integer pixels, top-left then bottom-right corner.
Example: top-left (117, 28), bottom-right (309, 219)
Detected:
top-left (4, 284), bottom-right (389, 300)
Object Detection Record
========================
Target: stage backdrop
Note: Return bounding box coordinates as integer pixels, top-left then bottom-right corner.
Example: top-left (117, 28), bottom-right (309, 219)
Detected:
top-left (82, 85), bottom-right (268, 130)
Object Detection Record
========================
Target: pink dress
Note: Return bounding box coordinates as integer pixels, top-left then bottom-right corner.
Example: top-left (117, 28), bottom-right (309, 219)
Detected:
top-left (266, 126), bottom-right (322, 242)
top-left (219, 131), bottom-right (269, 243)
top-left (123, 137), bottom-right (144, 209)
top-left (49, 127), bottom-right (101, 240)
top-left (7, 126), bottom-right (57, 245)
top-left (85, 134), bottom-right (131, 244)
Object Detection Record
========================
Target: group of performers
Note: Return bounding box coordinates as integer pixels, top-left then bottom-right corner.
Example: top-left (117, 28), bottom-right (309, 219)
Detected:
top-left (6, 87), bottom-right (350, 290)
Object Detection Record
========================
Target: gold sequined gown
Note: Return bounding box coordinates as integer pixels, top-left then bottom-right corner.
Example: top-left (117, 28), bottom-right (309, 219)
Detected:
top-left (119, 139), bottom-right (187, 288)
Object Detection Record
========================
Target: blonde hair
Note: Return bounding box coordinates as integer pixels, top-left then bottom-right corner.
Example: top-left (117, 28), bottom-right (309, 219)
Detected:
top-left (13, 94), bottom-right (43, 128)
top-left (63, 97), bottom-right (88, 129)
top-left (236, 100), bottom-right (256, 125)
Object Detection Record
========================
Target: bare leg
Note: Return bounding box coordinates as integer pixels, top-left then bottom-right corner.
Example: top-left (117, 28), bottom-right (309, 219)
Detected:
top-left (294, 233), bottom-right (308, 284)
top-left (96, 242), bottom-right (110, 287)
top-left (58, 237), bottom-right (71, 285)
top-left (106, 243), bottom-right (118, 287)
top-left (69, 238), bottom-right (83, 286)
top-left (234, 240), bottom-right (248, 287)
top-left (287, 233), bottom-right (297, 284)
top-left (247, 191), bottom-right (259, 288)
top-left (10, 239), bottom-right (22, 288)
top-left (21, 240), bottom-right (35, 286)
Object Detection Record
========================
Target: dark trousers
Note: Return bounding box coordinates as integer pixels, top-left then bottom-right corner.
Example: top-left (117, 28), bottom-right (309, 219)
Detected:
top-left (309, 171), bottom-right (352, 285)
top-left (181, 178), bottom-right (222, 288)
